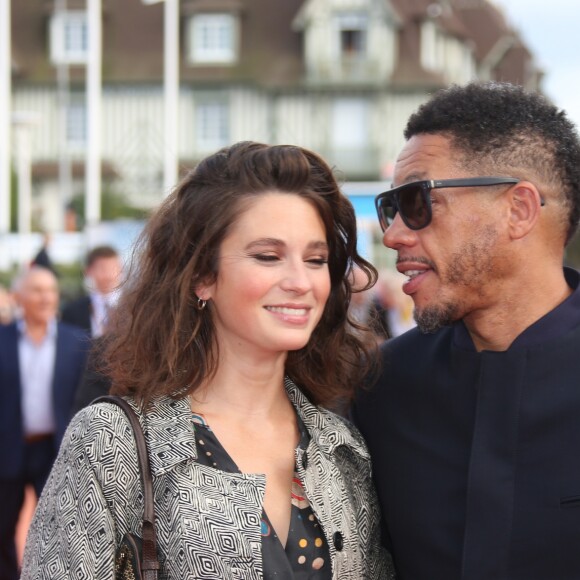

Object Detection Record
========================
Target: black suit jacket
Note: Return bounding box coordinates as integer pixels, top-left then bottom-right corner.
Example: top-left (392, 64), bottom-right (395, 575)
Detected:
top-left (71, 336), bottom-right (112, 414)
top-left (61, 295), bottom-right (92, 334)
top-left (354, 317), bottom-right (580, 580)
top-left (0, 321), bottom-right (89, 479)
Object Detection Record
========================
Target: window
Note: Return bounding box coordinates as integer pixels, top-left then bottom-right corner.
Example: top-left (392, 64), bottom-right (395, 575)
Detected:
top-left (421, 21), bottom-right (444, 72)
top-left (196, 102), bottom-right (230, 151)
top-left (331, 99), bottom-right (369, 149)
top-left (328, 98), bottom-right (376, 178)
top-left (335, 13), bottom-right (368, 59)
top-left (66, 100), bottom-right (87, 149)
top-left (50, 11), bottom-right (88, 65)
top-left (188, 14), bottom-right (237, 64)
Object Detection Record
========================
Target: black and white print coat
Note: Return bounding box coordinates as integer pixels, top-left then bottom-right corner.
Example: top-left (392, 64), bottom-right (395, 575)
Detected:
top-left (22, 379), bottom-right (395, 579)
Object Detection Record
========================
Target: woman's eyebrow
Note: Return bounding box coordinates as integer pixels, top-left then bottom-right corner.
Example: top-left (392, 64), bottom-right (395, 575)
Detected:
top-left (244, 238), bottom-right (285, 250)
top-left (244, 239), bottom-right (328, 251)
top-left (308, 241), bottom-right (329, 251)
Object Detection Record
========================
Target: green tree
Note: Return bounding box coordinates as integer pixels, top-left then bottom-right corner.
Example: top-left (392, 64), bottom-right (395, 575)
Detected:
top-left (68, 185), bottom-right (148, 228)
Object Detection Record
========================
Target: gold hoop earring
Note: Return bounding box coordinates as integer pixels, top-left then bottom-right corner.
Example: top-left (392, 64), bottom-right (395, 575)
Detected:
top-left (196, 297), bottom-right (207, 310)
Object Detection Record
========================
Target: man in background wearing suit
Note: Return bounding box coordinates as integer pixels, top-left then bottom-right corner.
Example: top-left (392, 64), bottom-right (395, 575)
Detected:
top-left (0, 267), bottom-right (88, 580)
top-left (61, 245), bottom-right (122, 337)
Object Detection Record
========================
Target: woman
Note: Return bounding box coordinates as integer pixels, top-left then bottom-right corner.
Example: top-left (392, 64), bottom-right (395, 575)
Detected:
top-left (22, 142), bottom-right (394, 579)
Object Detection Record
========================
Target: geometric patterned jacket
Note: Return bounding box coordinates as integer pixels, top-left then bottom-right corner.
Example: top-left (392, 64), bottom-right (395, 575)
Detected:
top-left (21, 378), bottom-right (395, 579)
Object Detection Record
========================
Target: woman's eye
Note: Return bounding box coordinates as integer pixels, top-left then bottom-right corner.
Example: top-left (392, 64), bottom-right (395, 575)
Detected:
top-left (306, 257), bottom-right (328, 266)
top-left (253, 254), bottom-right (279, 262)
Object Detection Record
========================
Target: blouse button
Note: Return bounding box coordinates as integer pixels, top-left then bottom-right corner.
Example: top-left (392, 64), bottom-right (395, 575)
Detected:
top-left (333, 531), bottom-right (344, 551)
top-left (302, 452), bottom-right (309, 470)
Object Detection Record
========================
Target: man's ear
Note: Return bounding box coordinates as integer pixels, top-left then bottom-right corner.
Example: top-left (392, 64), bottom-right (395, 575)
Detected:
top-left (507, 181), bottom-right (543, 240)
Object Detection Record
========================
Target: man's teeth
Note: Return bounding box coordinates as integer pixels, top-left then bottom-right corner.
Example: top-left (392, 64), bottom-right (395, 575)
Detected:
top-left (266, 306), bottom-right (308, 315)
top-left (403, 270), bottom-right (423, 280)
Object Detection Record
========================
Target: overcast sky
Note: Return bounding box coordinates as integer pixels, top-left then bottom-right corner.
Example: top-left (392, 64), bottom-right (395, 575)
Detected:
top-left (495, 0), bottom-right (580, 129)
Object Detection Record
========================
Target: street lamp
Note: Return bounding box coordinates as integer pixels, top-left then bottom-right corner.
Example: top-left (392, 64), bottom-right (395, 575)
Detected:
top-left (86, 0), bottom-right (102, 227)
top-left (143, 0), bottom-right (180, 195)
top-left (0, 0), bottom-right (11, 235)
top-left (12, 111), bottom-right (41, 266)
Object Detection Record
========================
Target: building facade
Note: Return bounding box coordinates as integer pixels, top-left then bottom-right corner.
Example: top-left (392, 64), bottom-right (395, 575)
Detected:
top-left (10, 0), bottom-right (542, 230)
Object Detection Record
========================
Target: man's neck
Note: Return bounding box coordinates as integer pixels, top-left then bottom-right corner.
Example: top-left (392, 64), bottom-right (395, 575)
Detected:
top-left (464, 268), bottom-right (573, 352)
top-left (23, 318), bottom-right (52, 344)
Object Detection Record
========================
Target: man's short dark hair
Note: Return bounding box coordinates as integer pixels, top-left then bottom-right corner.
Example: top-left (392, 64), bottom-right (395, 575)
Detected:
top-left (405, 81), bottom-right (580, 244)
top-left (85, 245), bottom-right (119, 269)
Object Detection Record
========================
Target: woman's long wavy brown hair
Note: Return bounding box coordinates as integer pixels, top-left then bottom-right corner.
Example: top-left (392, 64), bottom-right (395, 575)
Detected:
top-left (105, 141), bottom-right (378, 409)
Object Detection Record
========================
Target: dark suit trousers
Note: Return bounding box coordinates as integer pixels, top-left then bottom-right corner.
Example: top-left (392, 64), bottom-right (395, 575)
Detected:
top-left (0, 437), bottom-right (55, 580)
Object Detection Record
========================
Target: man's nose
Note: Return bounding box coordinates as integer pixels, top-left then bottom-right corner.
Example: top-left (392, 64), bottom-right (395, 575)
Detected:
top-left (383, 213), bottom-right (418, 250)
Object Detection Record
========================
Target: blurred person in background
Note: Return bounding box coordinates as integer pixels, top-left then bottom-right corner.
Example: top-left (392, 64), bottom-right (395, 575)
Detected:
top-left (69, 334), bottom-right (112, 414)
top-left (61, 245), bottom-right (122, 338)
top-left (30, 233), bottom-right (58, 278)
top-left (21, 141), bottom-right (393, 579)
top-left (0, 267), bottom-right (88, 580)
top-left (63, 246), bottom-right (123, 411)
top-left (0, 284), bottom-right (16, 325)
top-left (348, 265), bottom-right (376, 326)
top-left (369, 270), bottom-right (416, 340)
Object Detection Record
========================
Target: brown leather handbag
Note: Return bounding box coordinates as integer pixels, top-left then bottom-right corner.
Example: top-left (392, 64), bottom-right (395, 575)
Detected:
top-left (93, 395), bottom-right (161, 580)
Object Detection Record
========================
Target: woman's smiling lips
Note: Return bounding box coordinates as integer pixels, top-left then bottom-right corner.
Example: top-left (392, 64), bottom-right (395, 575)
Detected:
top-left (264, 304), bottom-right (312, 324)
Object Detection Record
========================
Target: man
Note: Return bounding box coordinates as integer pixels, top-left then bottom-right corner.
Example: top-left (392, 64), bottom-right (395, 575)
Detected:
top-left (0, 267), bottom-right (88, 580)
top-left (61, 245), bottom-right (122, 337)
top-left (62, 246), bottom-right (122, 412)
top-left (61, 247), bottom-right (122, 414)
top-left (353, 82), bottom-right (580, 579)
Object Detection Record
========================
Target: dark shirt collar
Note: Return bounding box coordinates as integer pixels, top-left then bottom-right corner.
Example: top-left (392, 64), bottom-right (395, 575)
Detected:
top-left (454, 267), bottom-right (580, 351)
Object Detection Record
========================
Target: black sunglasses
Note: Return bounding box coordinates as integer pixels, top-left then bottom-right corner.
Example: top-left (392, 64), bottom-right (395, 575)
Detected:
top-left (375, 177), bottom-right (522, 231)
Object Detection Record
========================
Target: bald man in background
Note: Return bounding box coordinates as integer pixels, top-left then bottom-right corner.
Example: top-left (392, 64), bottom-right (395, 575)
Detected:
top-left (0, 267), bottom-right (88, 580)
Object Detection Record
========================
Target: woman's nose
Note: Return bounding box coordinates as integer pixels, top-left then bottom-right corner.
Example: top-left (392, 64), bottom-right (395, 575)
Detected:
top-left (280, 262), bottom-right (312, 293)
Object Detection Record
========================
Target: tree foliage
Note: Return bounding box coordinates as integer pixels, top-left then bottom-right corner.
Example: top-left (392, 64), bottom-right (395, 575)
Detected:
top-left (68, 185), bottom-right (148, 228)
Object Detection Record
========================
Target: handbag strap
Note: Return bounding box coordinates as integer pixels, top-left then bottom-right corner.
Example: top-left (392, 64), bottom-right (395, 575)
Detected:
top-left (93, 395), bottom-right (160, 579)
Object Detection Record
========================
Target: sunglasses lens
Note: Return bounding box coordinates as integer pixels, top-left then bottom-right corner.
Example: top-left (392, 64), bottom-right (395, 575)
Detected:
top-left (378, 197), bottom-right (396, 230)
top-left (376, 183), bottom-right (432, 231)
top-left (398, 184), bottom-right (429, 229)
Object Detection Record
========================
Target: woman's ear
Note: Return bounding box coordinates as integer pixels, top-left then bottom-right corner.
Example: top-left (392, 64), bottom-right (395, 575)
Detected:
top-left (507, 181), bottom-right (543, 240)
top-left (194, 276), bottom-right (215, 302)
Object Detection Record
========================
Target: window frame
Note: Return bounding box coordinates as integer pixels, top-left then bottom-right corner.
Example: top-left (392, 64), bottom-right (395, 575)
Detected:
top-left (187, 13), bottom-right (238, 65)
top-left (195, 101), bottom-right (230, 152)
top-left (331, 97), bottom-right (370, 149)
top-left (334, 12), bottom-right (368, 60)
top-left (66, 98), bottom-right (87, 150)
top-left (49, 10), bottom-right (88, 65)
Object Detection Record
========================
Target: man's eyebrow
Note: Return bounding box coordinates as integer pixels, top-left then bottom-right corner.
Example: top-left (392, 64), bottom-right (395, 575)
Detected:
top-left (392, 173), bottom-right (428, 187)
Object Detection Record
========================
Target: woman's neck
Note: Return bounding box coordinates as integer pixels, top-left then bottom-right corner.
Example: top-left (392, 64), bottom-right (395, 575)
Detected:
top-left (191, 351), bottom-right (291, 420)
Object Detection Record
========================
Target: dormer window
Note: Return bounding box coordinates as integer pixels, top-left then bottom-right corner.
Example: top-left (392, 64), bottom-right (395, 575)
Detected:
top-left (336, 12), bottom-right (368, 59)
top-left (49, 10), bottom-right (88, 65)
top-left (187, 13), bottom-right (237, 64)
